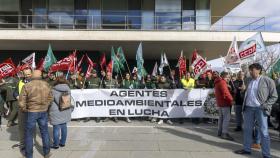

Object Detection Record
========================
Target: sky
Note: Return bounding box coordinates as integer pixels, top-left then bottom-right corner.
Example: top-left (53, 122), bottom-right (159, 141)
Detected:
top-left (220, 0), bottom-right (280, 31)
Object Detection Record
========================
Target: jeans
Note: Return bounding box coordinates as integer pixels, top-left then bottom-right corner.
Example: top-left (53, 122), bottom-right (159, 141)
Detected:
top-left (243, 106), bottom-right (271, 158)
top-left (53, 123), bottom-right (67, 146)
top-left (25, 112), bottom-right (50, 158)
top-left (253, 122), bottom-right (261, 144)
top-left (234, 105), bottom-right (243, 127)
top-left (218, 107), bottom-right (231, 134)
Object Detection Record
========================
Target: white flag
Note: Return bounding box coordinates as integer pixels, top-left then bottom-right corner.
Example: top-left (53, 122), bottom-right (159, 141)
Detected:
top-left (159, 53), bottom-right (169, 75)
top-left (22, 52), bottom-right (36, 69)
top-left (152, 62), bottom-right (158, 77)
top-left (191, 54), bottom-right (208, 79)
top-left (224, 36), bottom-right (239, 64)
top-left (238, 32), bottom-right (266, 61)
top-left (132, 67), bottom-right (138, 74)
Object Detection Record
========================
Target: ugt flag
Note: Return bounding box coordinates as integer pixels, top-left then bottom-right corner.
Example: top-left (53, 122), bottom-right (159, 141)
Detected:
top-left (22, 52), bottom-right (36, 69)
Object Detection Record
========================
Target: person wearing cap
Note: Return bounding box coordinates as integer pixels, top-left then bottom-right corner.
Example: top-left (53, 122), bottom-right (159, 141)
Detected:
top-left (84, 69), bottom-right (101, 123)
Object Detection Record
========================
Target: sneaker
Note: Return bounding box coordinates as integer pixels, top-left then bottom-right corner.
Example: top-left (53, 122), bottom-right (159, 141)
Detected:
top-left (44, 152), bottom-right (52, 158)
top-left (166, 120), bottom-right (173, 125)
top-left (221, 133), bottom-right (234, 141)
top-left (251, 143), bottom-right (261, 149)
top-left (59, 144), bottom-right (65, 147)
top-left (126, 118), bottom-right (132, 123)
top-left (50, 145), bottom-right (59, 149)
top-left (234, 149), bottom-right (251, 155)
top-left (83, 118), bottom-right (91, 122)
top-left (96, 118), bottom-right (101, 123)
top-left (103, 118), bottom-right (110, 122)
top-left (157, 120), bottom-right (164, 125)
top-left (234, 126), bottom-right (242, 132)
top-left (113, 117), bottom-right (118, 123)
top-left (150, 118), bottom-right (157, 123)
top-left (7, 121), bottom-right (17, 127)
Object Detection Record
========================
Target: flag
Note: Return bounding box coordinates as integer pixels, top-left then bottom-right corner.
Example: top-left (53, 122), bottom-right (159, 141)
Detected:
top-left (106, 60), bottom-right (113, 73)
top-left (238, 32), bottom-right (266, 61)
top-left (49, 52), bottom-right (75, 72)
top-left (43, 44), bottom-right (57, 71)
top-left (191, 49), bottom-right (198, 64)
top-left (85, 55), bottom-right (95, 79)
top-left (116, 47), bottom-right (126, 70)
top-left (100, 53), bottom-right (106, 70)
top-left (191, 54), bottom-right (208, 79)
top-left (16, 63), bottom-right (30, 73)
top-left (76, 54), bottom-right (85, 73)
top-left (224, 36), bottom-right (239, 64)
top-left (36, 58), bottom-right (44, 70)
top-left (152, 62), bottom-right (158, 77)
top-left (271, 58), bottom-right (280, 76)
top-left (178, 51), bottom-right (186, 78)
top-left (111, 46), bottom-right (121, 73)
top-left (159, 53), bottom-right (169, 75)
top-left (22, 52), bottom-right (36, 69)
top-left (132, 67), bottom-right (138, 74)
top-left (0, 58), bottom-right (16, 79)
top-left (136, 43), bottom-right (144, 80)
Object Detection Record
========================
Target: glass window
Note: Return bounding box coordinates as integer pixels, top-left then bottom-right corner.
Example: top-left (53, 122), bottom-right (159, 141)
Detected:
top-left (33, 0), bottom-right (47, 28)
top-left (20, 0), bottom-right (32, 28)
top-left (155, 0), bottom-right (181, 30)
top-left (88, 0), bottom-right (101, 29)
top-left (127, 0), bottom-right (141, 29)
top-left (0, 0), bottom-right (19, 28)
top-left (48, 0), bottom-right (74, 29)
top-left (142, 0), bottom-right (155, 30)
top-left (182, 0), bottom-right (195, 30)
top-left (102, 0), bottom-right (127, 29)
top-left (75, 0), bottom-right (88, 29)
top-left (196, 0), bottom-right (210, 30)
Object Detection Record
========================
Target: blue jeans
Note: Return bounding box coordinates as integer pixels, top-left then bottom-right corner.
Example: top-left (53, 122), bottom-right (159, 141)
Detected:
top-left (53, 123), bottom-right (67, 146)
top-left (243, 106), bottom-right (271, 158)
top-left (234, 105), bottom-right (243, 127)
top-left (25, 112), bottom-right (50, 158)
top-left (253, 122), bottom-right (261, 144)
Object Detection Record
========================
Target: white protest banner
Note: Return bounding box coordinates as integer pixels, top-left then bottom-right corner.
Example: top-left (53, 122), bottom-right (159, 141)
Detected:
top-left (71, 89), bottom-right (212, 119)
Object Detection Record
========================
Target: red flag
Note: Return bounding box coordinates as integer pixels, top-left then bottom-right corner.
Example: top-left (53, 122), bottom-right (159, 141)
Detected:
top-left (16, 63), bottom-right (30, 73)
top-left (0, 58), bottom-right (16, 79)
top-left (106, 60), bottom-right (113, 73)
top-left (76, 54), bottom-right (84, 73)
top-left (85, 55), bottom-right (96, 79)
top-left (100, 53), bottom-right (106, 70)
top-left (191, 49), bottom-right (198, 64)
top-left (178, 52), bottom-right (186, 79)
top-left (49, 52), bottom-right (76, 73)
top-left (36, 58), bottom-right (45, 71)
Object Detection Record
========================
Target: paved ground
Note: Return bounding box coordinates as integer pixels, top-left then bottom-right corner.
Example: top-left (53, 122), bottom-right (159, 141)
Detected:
top-left (0, 118), bottom-right (279, 158)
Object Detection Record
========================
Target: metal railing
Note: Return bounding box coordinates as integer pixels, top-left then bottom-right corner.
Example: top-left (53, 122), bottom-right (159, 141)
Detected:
top-left (0, 15), bottom-right (266, 31)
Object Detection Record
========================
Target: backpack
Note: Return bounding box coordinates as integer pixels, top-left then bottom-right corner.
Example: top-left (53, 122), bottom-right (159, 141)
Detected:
top-left (58, 91), bottom-right (71, 111)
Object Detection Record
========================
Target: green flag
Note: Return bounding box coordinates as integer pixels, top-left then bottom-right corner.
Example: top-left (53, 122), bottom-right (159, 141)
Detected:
top-left (136, 42), bottom-right (144, 80)
top-left (111, 46), bottom-right (120, 73)
top-left (116, 47), bottom-right (125, 70)
top-left (43, 44), bottom-right (57, 71)
top-left (269, 58), bottom-right (280, 77)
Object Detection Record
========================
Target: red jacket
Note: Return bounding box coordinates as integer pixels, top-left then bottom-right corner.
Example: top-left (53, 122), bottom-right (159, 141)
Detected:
top-left (214, 77), bottom-right (233, 107)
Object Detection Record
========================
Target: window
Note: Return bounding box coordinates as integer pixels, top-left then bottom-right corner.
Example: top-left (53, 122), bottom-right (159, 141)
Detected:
top-left (182, 0), bottom-right (195, 30)
top-left (128, 0), bottom-right (141, 29)
top-left (141, 0), bottom-right (155, 30)
top-left (33, 0), bottom-right (47, 28)
top-left (155, 0), bottom-right (181, 30)
top-left (0, 0), bottom-right (19, 28)
top-left (102, 0), bottom-right (127, 29)
top-left (88, 0), bottom-right (101, 29)
top-left (48, 0), bottom-right (74, 29)
top-left (196, 0), bottom-right (210, 30)
top-left (21, 0), bottom-right (32, 28)
top-left (75, 0), bottom-right (88, 29)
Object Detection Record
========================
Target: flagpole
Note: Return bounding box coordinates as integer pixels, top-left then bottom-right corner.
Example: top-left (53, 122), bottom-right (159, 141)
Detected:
top-left (125, 60), bottom-right (131, 76)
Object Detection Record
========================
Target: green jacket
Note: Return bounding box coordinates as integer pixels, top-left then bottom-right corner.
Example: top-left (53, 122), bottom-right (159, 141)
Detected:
top-left (86, 77), bottom-right (101, 89)
top-left (102, 79), bottom-right (119, 89)
top-left (122, 80), bottom-right (133, 89)
top-left (2, 77), bottom-right (18, 101)
top-left (145, 81), bottom-right (157, 89)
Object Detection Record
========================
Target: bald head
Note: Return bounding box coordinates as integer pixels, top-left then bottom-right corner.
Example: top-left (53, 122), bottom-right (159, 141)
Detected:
top-left (32, 70), bottom-right (42, 79)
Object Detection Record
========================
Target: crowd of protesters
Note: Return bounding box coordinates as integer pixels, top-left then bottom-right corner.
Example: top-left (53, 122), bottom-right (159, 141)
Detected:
top-left (0, 62), bottom-right (280, 158)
